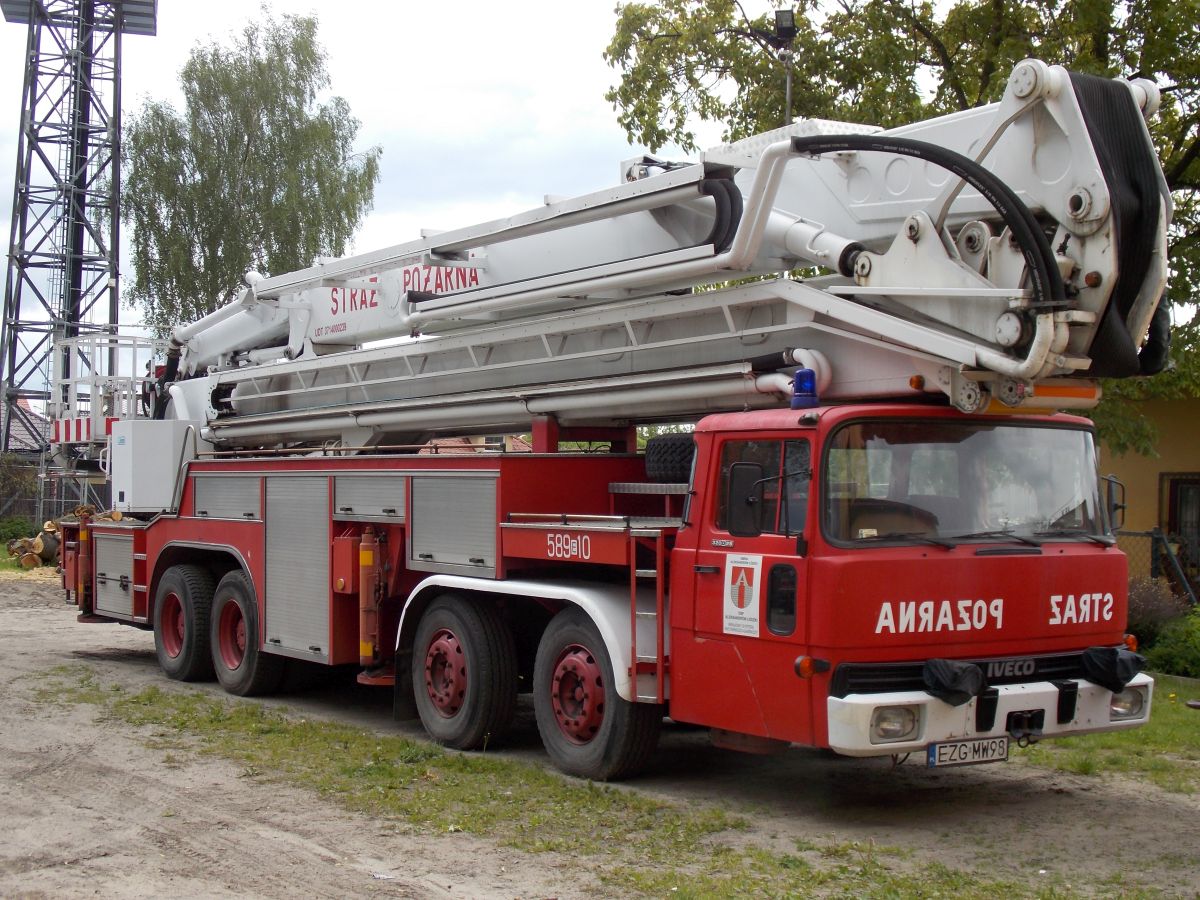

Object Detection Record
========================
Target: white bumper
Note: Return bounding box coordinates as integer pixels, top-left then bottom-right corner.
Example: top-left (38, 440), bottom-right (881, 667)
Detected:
top-left (826, 673), bottom-right (1154, 757)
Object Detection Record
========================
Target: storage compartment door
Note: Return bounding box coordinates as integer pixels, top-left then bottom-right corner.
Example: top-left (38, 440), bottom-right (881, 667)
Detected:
top-left (264, 477), bottom-right (330, 661)
top-left (93, 533), bottom-right (135, 617)
top-left (409, 475), bottom-right (498, 575)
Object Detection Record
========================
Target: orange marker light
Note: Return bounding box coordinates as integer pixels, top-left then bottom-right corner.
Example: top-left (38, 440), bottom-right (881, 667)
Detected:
top-left (794, 656), bottom-right (831, 678)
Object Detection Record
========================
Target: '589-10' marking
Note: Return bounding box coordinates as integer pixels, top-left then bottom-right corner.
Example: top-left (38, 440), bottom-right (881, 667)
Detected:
top-left (546, 532), bottom-right (591, 561)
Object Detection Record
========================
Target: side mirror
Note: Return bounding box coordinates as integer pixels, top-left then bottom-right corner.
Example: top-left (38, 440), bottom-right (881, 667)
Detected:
top-left (1103, 474), bottom-right (1126, 531)
top-left (728, 462), bottom-right (765, 537)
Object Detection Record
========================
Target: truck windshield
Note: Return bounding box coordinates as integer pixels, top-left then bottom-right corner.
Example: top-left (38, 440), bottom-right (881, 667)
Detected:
top-left (823, 420), bottom-right (1105, 545)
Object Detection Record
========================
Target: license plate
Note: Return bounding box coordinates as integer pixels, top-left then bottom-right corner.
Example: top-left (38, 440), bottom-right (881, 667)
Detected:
top-left (926, 736), bottom-right (1009, 768)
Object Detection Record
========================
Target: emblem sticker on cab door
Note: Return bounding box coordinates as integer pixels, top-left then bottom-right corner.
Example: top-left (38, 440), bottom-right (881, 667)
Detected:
top-left (723, 554), bottom-right (762, 637)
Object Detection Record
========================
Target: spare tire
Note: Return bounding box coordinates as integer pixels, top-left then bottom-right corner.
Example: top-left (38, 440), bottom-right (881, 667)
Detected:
top-left (645, 433), bottom-right (695, 483)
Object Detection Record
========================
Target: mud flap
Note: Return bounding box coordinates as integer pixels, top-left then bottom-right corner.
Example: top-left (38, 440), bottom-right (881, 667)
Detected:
top-left (392, 648), bottom-right (418, 720)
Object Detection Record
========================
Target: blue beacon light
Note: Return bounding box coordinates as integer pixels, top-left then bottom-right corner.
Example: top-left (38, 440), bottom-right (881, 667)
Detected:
top-left (791, 367), bottom-right (819, 409)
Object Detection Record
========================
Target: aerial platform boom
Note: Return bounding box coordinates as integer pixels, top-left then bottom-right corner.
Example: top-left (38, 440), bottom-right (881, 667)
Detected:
top-left (152, 60), bottom-right (1168, 450)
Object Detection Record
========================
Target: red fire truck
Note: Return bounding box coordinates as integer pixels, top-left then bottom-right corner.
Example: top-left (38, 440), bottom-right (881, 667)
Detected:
top-left (57, 60), bottom-right (1165, 779)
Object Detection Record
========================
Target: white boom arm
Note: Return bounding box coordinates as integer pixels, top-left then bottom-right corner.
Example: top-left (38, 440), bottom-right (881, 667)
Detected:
top-left (159, 60), bottom-right (1170, 449)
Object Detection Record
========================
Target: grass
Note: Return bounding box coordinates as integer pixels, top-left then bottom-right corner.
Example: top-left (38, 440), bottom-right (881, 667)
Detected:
top-left (0, 555), bottom-right (56, 573)
top-left (1016, 674), bottom-right (1200, 793)
top-left (33, 665), bottom-right (1050, 898)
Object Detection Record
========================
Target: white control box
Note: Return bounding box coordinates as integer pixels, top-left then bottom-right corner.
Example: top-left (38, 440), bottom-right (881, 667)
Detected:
top-left (110, 419), bottom-right (208, 513)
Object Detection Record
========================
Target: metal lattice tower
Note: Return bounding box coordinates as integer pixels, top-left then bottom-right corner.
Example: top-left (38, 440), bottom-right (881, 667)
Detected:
top-left (0, 0), bottom-right (156, 456)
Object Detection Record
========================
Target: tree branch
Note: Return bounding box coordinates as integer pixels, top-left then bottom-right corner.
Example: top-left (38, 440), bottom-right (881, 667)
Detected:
top-left (975, 0), bottom-right (1005, 106)
top-left (1167, 134), bottom-right (1200, 188)
top-left (893, 1), bottom-right (969, 109)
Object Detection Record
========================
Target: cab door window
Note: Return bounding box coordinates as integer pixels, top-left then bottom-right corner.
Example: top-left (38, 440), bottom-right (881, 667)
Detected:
top-left (716, 439), bottom-right (811, 534)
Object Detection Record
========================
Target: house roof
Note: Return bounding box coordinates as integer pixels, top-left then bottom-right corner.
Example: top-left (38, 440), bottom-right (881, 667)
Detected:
top-left (1, 399), bottom-right (49, 454)
top-left (419, 435), bottom-right (533, 454)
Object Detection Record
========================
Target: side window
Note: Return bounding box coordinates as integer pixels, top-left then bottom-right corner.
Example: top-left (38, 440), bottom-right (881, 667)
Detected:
top-left (716, 441), bottom-right (780, 532)
top-left (782, 440), bottom-right (811, 533)
top-left (716, 439), bottom-right (811, 534)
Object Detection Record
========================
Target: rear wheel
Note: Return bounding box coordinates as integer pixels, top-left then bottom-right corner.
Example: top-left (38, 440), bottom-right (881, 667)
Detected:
top-left (412, 594), bottom-right (517, 749)
top-left (210, 570), bottom-right (284, 697)
top-left (533, 607), bottom-right (661, 780)
top-left (153, 565), bottom-right (215, 681)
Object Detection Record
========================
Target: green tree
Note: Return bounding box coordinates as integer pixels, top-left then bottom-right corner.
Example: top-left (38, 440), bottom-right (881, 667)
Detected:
top-left (605, 0), bottom-right (1200, 454)
top-left (123, 12), bottom-right (382, 334)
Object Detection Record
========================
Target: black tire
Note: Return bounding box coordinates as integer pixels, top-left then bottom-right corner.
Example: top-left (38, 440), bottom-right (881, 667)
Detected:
top-left (533, 607), bottom-right (662, 780)
top-left (645, 433), bottom-right (695, 483)
top-left (210, 570), bottom-right (284, 697)
top-left (411, 594), bottom-right (518, 750)
top-left (153, 565), bottom-right (216, 681)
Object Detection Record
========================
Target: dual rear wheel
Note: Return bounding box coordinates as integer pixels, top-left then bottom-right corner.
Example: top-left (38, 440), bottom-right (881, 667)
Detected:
top-left (152, 566), bottom-right (282, 696)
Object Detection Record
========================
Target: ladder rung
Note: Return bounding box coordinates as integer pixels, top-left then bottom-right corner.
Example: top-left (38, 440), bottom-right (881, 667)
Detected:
top-left (636, 694), bottom-right (662, 703)
top-left (634, 611), bottom-right (657, 619)
top-left (634, 568), bottom-right (659, 578)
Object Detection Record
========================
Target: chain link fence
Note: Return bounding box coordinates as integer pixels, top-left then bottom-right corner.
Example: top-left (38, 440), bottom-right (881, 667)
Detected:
top-left (1117, 529), bottom-right (1198, 606)
top-left (1, 461), bottom-right (110, 530)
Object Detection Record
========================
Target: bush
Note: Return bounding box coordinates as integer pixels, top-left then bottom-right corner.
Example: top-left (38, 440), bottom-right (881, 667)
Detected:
top-left (1126, 576), bottom-right (1190, 648)
top-left (1145, 610), bottom-right (1200, 677)
top-left (0, 516), bottom-right (35, 543)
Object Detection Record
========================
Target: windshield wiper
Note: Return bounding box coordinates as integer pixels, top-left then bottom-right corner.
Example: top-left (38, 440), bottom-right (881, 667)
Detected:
top-left (857, 531), bottom-right (956, 550)
top-left (952, 529), bottom-right (1042, 547)
top-left (1032, 527), bottom-right (1115, 546)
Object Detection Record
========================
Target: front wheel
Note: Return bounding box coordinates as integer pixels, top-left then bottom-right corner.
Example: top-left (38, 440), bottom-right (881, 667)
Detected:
top-left (210, 570), bottom-right (284, 697)
top-left (533, 607), bottom-right (662, 780)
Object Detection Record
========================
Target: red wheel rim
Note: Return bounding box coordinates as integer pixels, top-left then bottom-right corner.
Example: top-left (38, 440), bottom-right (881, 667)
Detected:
top-left (550, 643), bottom-right (605, 745)
top-left (423, 628), bottom-right (466, 717)
top-left (218, 600), bottom-right (247, 670)
top-left (161, 592), bottom-right (184, 658)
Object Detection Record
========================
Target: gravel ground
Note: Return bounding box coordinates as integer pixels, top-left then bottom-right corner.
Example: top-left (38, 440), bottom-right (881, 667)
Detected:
top-left (1, 567), bottom-right (1197, 897)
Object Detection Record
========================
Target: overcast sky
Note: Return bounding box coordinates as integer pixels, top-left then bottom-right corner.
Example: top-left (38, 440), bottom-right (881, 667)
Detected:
top-left (0, 0), bottom-right (731, 316)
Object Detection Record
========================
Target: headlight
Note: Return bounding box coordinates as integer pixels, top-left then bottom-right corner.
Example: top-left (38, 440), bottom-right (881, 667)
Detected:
top-left (870, 705), bottom-right (919, 743)
top-left (1110, 687), bottom-right (1146, 720)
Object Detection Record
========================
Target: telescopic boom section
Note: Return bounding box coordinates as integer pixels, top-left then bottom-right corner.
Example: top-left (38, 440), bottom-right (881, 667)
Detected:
top-left (160, 60), bottom-right (1169, 450)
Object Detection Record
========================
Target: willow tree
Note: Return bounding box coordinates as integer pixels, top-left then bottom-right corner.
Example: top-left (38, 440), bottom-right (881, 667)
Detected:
top-left (123, 12), bottom-right (382, 334)
top-left (605, 0), bottom-right (1200, 454)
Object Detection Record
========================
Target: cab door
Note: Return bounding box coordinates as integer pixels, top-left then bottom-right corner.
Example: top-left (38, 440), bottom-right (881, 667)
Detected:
top-left (671, 437), bottom-right (815, 742)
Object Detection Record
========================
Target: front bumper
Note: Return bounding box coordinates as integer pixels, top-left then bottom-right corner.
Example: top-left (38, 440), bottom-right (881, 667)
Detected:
top-left (826, 673), bottom-right (1153, 757)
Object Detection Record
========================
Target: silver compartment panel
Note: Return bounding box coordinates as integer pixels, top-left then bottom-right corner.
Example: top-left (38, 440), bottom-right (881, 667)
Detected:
top-left (333, 475), bottom-right (406, 522)
top-left (94, 533), bottom-right (135, 617)
top-left (264, 476), bottom-right (330, 661)
top-left (409, 475), bottom-right (497, 575)
top-left (193, 475), bottom-right (261, 520)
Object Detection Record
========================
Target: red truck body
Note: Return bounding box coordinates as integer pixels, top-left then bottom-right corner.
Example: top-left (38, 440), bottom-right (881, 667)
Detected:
top-left (60, 403), bottom-right (1150, 779)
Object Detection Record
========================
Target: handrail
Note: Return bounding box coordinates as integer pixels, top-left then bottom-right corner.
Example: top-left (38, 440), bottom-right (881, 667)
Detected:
top-left (168, 424), bottom-right (199, 515)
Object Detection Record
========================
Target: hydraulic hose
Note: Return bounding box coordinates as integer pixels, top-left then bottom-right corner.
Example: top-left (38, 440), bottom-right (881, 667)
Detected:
top-left (699, 179), bottom-right (732, 252)
top-left (789, 135), bottom-right (1066, 310)
top-left (152, 342), bottom-right (182, 420)
top-left (702, 178), bottom-right (743, 253)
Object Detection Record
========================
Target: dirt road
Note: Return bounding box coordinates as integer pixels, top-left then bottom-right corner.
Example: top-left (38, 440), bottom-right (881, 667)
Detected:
top-left (2, 567), bottom-right (1197, 897)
